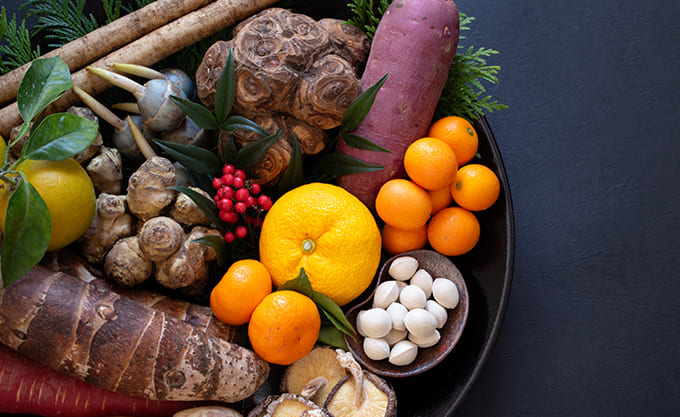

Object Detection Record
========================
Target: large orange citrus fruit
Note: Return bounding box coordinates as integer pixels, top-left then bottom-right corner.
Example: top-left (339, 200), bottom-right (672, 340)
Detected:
top-left (210, 259), bottom-right (272, 325)
top-left (427, 116), bottom-right (479, 165)
top-left (403, 137), bottom-right (458, 190)
top-left (248, 290), bottom-right (321, 365)
top-left (375, 179), bottom-right (432, 231)
top-left (451, 164), bottom-right (501, 211)
top-left (259, 183), bottom-right (381, 306)
top-left (0, 158), bottom-right (96, 251)
top-left (427, 206), bottom-right (480, 256)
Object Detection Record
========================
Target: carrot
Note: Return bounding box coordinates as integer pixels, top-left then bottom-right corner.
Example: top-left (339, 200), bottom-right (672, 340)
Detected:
top-left (0, 344), bottom-right (199, 417)
top-left (336, 0), bottom-right (460, 210)
top-left (0, 0), bottom-right (279, 138)
top-left (0, 266), bottom-right (269, 403)
top-left (0, 0), bottom-right (213, 107)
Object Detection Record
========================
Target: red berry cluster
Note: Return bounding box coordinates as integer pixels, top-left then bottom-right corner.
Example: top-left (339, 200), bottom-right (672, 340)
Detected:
top-left (212, 164), bottom-right (273, 243)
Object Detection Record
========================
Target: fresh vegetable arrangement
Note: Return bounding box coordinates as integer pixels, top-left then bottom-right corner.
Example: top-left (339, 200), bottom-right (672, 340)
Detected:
top-left (0, 0), bottom-right (507, 416)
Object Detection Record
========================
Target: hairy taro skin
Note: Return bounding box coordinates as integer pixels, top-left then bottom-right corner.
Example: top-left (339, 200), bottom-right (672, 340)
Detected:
top-left (337, 0), bottom-right (460, 210)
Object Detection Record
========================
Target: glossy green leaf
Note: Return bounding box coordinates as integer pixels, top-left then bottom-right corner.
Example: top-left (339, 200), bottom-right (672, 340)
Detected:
top-left (168, 186), bottom-right (226, 229)
top-left (313, 291), bottom-right (356, 334)
top-left (318, 325), bottom-right (349, 350)
top-left (21, 113), bottom-right (98, 161)
top-left (17, 56), bottom-right (72, 123)
top-left (0, 180), bottom-right (51, 286)
top-left (235, 129), bottom-right (281, 169)
top-left (191, 235), bottom-right (225, 267)
top-left (340, 133), bottom-right (391, 153)
top-left (318, 153), bottom-right (384, 178)
top-left (169, 95), bottom-right (218, 130)
top-left (220, 115), bottom-right (267, 135)
top-left (219, 134), bottom-right (238, 165)
top-left (277, 268), bottom-right (314, 297)
top-left (154, 139), bottom-right (221, 174)
top-left (340, 73), bottom-right (388, 133)
top-left (214, 48), bottom-right (235, 125)
top-left (277, 133), bottom-right (305, 194)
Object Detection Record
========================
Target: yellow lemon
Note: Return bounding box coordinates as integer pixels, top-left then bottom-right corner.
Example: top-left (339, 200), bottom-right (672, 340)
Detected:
top-left (0, 158), bottom-right (96, 251)
top-left (259, 183), bottom-right (382, 306)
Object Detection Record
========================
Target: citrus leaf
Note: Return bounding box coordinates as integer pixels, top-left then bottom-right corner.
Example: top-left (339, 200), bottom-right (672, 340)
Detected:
top-left (312, 291), bottom-right (356, 334)
top-left (235, 129), bottom-right (281, 169)
top-left (214, 48), bottom-right (235, 125)
top-left (317, 153), bottom-right (384, 178)
top-left (169, 95), bottom-right (218, 130)
top-left (17, 56), bottom-right (72, 123)
top-left (220, 115), bottom-right (267, 135)
top-left (168, 185), bottom-right (225, 229)
top-left (0, 180), bottom-right (51, 286)
top-left (191, 235), bottom-right (225, 267)
top-left (21, 113), bottom-right (98, 161)
top-left (277, 268), bottom-right (314, 297)
top-left (277, 133), bottom-right (305, 194)
top-left (340, 133), bottom-right (391, 153)
top-left (318, 325), bottom-right (349, 350)
top-left (340, 73), bottom-right (387, 133)
top-left (154, 139), bottom-right (221, 174)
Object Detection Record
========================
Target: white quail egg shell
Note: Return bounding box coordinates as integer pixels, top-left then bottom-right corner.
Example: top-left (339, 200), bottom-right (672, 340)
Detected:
top-left (410, 269), bottom-right (433, 298)
top-left (432, 278), bottom-right (460, 309)
top-left (408, 329), bottom-right (441, 348)
top-left (388, 256), bottom-right (419, 281)
top-left (425, 299), bottom-right (448, 329)
top-left (388, 340), bottom-right (418, 366)
top-left (399, 285), bottom-right (427, 310)
top-left (372, 280), bottom-right (400, 309)
top-left (356, 308), bottom-right (392, 339)
top-left (384, 328), bottom-right (408, 346)
top-left (403, 308), bottom-right (438, 338)
top-left (386, 302), bottom-right (408, 331)
top-left (363, 337), bottom-right (391, 361)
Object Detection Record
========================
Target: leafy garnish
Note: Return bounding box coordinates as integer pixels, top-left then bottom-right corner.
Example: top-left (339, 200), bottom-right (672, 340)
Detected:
top-left (277, 133), bottom-right (305, 194)
top-left (0, 7), bottom-right (41, 73)
top-left (340, 73), bottom-right (387, 133)
top-left (154, 139), bottom-right (221, 174)
top-left (317, 153), bottom-right (384, 178)
top-left (21, 0), bottom-right (102, 48)
top-left (346, 0), bottom-right (392, 39)
top-left (168, 185), bottom-right (226, 229)
top-left (235, 129), bottom-right (281, 169)
top-left (191, 235), bottom-right (226, 267)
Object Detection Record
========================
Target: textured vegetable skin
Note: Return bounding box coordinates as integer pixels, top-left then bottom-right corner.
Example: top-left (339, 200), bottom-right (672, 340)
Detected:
top-left (337, 0), bottom-right (460, 209)
top-left (0, 344), bottom-right (198, 417)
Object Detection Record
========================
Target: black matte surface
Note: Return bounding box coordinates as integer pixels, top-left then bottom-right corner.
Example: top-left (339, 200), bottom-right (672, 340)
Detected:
top-left (2, 0), bottom-right (679, 416)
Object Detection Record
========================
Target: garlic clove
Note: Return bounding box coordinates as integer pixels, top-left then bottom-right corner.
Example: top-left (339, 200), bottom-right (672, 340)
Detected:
top-left (386, 302), bottom-right (408, 331)
top-left (363, 337), bottom-right (391, 361)
top-left (388, 256), bottom-right (419, 281)
top-left (403, 308), bottom-right (438, 338)
top-left (384, 328), bottom-right (408, 346)
top-left (410, 268), bottom-right (433, 298)
top-left (432, 278), bottom-right (460, 309)
top-left (388, 340), bottom-right (418, 366)
top-left (425, 299), bottom-right (448, 329)
top-left (356, 308), bottom-right (392, 339)
top-left (408, 329), bottom-right (441, 348)
top-left (372, 280), bottom-right (401, 309)
top-left (399, 285), bottom-right (427, 310)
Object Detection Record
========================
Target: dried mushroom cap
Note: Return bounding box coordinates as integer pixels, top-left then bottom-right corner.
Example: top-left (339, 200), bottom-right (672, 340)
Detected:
top-left (281, 346), bottom-right (348, 407)
top-left (258, 393), bottom-right (331, 417)
top-left (173, 406), bottom-right (243, 417)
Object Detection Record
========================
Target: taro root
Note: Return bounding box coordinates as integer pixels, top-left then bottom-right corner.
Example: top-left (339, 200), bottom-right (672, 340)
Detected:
top-left (281, 346), bottom-right (349, 407)
top-left (196, 8), bottom-right (369, 185)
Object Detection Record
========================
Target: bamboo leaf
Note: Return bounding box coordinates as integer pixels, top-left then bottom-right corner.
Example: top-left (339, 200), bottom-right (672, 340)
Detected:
top-left (340, 133), bottom-right (391, 153)
top-left (191, 235), bottom-right (225, 267)
top-left (21, 113), bottom-right (98, 161)
top-left (318, 325), bottom-right (349, 350)
top-left (0, 180), bottom-right (51, 286)
top-left (220, 115), bottom-right (267, 135)
top-left (318, 153), bottom-right (384, 178)
top-left (17, 56), bottom-right (72, 123)
top-left (169, 95), bottom-right (218, 130)
top-left (340, 73), bottom-right (387, 133)
top-left (168, 186), bottom-right (225, 229)
top-left (154, 139), bottom-right (221, 174)
top-left (214, 48), bottom-right (235, 125)
top-left (235, 129), bottom-right (281, 169)
top-left (277, 133), bottom-right (305, 194)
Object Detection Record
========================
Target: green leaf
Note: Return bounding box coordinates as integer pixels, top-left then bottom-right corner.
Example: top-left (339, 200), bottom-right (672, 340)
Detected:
top-left (220, 115), bottom-right (267, 135)
top-left (313, 291), bottom-right (356, 334)
top-left (21, 113), bottom-right (98, 161)
top-left (340, 73), bottom-right (387, 133)
top-left (318, 325), bottom-right (349, 350)
top-left (277, 268), bottom-right (314, 297)
top-left (0, 180), bottom-right (51, 286)
top-left (191, 235), bottom-right (225, 267)
top-left (169, 95), bottom-right (218, 130)
top-left (235, 129), bottom-right (281, 169)
top-left (214, 48), bottom-right (235, 125)
top-left (340, 133), bottom-right (391, 153)
top-left (154, 139), bottom-right (221, 174)
top-left (318, 153), bottom-right (384, 178)
top-left (168, 186), bottom-right (225, 229)
top-left (17, 56), bottom-right (72, 123)
top-left (219, 134), bottom-right (238, 164)
top-left (277, 133), bottom-right (305, 194)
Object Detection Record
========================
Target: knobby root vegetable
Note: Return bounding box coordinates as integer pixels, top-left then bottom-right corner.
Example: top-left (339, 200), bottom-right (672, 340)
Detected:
top-left (0, 0), bottom-right (213, 106)
top-left (0, 0), bottom-right (281, 138)
top-left (170, 187), bottom-right (212, 226)
top-left (138, 216), bottom-right (185, 262)
top-left (0, 266), bottom-right (269, 402)
top-left (127, 156), bottom-right (178, 220)
top-left (78, 193), bottom-right (135, 265)
top-left (0, 344), bottom-right (200, 417)
top-left (86, 146), bottom-right (124, 194)
top-left (104, 235), bottom-right (154, 287)
top-left (336, 0), bottom-right (460, 210)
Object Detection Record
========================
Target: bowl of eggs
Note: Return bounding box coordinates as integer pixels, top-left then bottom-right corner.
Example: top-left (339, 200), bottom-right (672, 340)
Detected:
top-left (344, 249), bottom-right (470, 378)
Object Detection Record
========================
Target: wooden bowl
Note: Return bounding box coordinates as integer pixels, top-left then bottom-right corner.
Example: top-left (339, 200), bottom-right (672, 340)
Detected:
top-left (344, 249), bottom-right (470, 378)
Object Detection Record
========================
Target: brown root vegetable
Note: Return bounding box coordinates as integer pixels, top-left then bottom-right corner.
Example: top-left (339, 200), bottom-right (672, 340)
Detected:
top-left (78, 193), bottom-right (135, 265)
top-left (336, 0), bottom-right (460, 210)
top-left (138, 216), bottom-right (185, 262)
top-left (86, 146), bottom-right (124, 194)
top-left (127, 156), bottom-right (177, 220)
top-left (0, 267), bottom-right (269, 402)
top-left (281, 346), bottom-right (348, 407)
top-left (170, 187), bottom-right (213, 226)
top-left (318, 18), bottom-right (372, 70)
top-left (65, 106), bottom-right (104, 164)
top-left (104, 235), bottom-right (154, 287)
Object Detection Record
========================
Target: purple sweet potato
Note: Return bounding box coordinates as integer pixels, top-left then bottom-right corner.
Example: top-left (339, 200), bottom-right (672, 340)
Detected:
top-left (337, 0), bottom-right (460, 210)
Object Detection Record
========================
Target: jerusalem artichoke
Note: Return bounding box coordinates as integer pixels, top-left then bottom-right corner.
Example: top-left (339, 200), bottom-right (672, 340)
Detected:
top-left (127, 156), bottom-right (178, 220)
top-left (138, 216), bottom-right (185, 262)
top-left (78, 193), bottom-right (135, 264)
top-left (104, 235), bottom-right (154, 287)
top-left (86, 147), bottom-right (124, 194)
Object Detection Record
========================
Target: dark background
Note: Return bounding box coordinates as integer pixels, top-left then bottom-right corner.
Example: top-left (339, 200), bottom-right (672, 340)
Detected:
top-left (2, 0), bottom-right (680, 415)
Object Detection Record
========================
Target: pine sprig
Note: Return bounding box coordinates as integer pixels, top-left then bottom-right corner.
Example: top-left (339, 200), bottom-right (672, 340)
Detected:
top-left (21, 0), bottom-right (102, 48)
top-left (346, 0), bottom-right (392, 39)
top-left (0, 7), bottom-right (41, 73)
